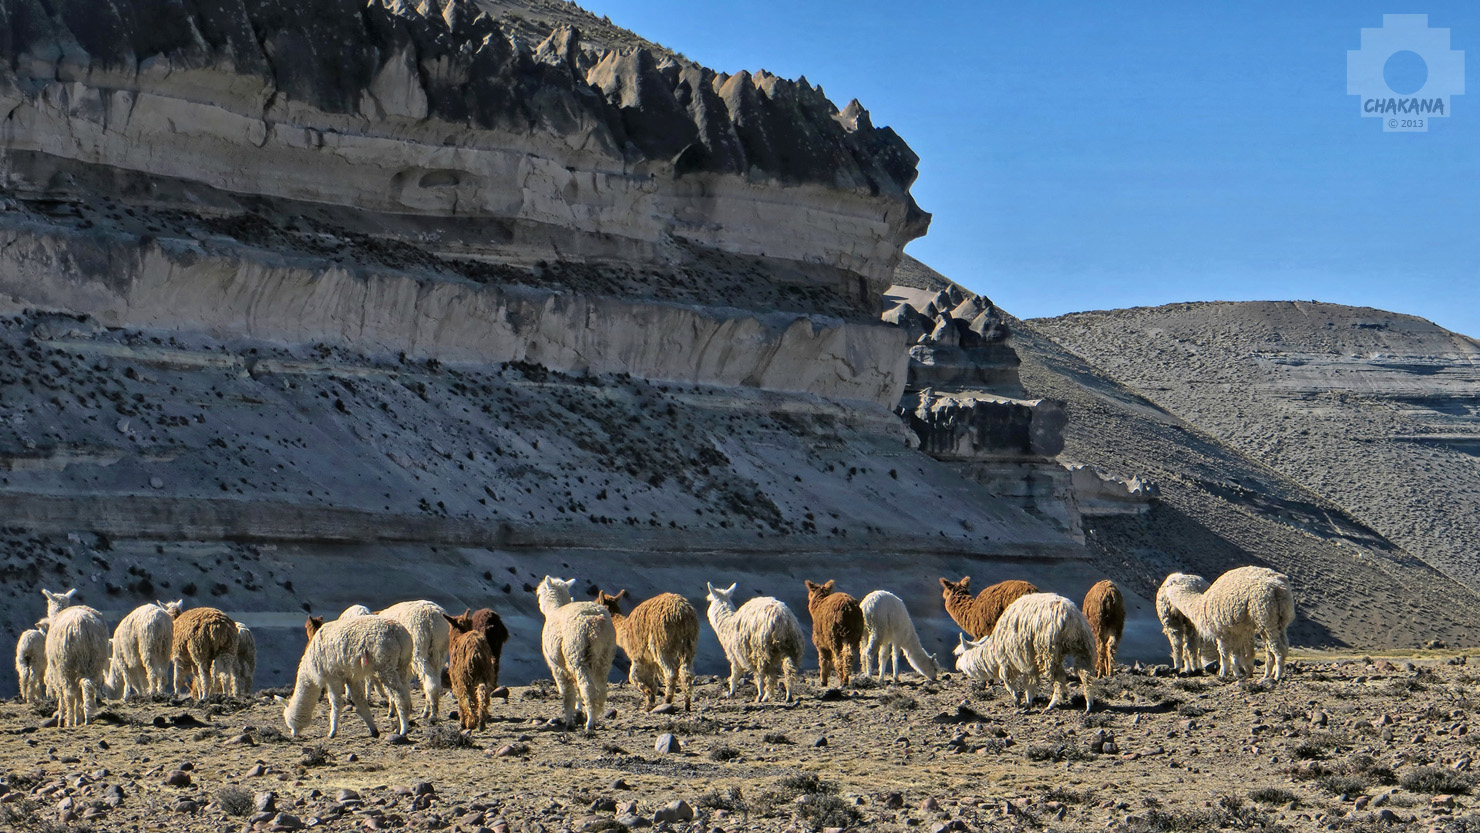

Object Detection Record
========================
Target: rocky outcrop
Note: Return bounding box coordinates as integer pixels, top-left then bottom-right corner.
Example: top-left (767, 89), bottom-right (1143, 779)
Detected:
top-left (1065, 465), bottom-right (1157, 516)
top-left (0, 0), bottom-right (927, 282)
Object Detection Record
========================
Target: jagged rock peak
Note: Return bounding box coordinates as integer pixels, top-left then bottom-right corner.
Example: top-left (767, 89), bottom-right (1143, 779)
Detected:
top-left (0, 0), bottom-right (927, 201)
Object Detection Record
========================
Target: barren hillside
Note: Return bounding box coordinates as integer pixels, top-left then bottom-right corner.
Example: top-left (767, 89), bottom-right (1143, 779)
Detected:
top-left (1033, 301), bottom-right (1480, 597)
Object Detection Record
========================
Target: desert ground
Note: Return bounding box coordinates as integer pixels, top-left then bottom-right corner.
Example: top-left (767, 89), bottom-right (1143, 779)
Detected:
top-left (5, 654), bottom-right (1480, 833)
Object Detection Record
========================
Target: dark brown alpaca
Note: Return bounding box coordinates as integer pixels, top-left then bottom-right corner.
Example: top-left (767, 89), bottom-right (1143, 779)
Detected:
top-left (804, 580), bottom-right (865, 688)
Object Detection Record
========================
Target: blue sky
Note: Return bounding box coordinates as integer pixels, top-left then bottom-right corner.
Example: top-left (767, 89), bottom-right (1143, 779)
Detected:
top-left (576, 2), bottom-right (1480, 337)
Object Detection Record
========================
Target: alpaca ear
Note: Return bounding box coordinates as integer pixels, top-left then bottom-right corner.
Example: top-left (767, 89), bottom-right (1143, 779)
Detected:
top-left (614, 589), bottom-right (627, 600)
top-left (939, 577), bottom-right (952, 590)
top-left (64, 589), bottom-right (77, 600)
top-left (959, 576), bottom-right (971, 590)
top-left (273, 695), bottom-right (287, 704)
top-left (724, 583), bottom-right (736, 594)
top-left (823, 580), bottom-right (835, 591)
top-left (805, 580), bottom-right (818, 591)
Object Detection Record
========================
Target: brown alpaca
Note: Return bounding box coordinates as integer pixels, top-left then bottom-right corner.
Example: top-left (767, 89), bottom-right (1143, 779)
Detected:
top-left (446, 608), bottom-right (509, 690)
top-left (304, 615), bottom-right (325, 642)
top-left (938, 576), bottom-right (1039, 639)
top-left (596, 590), bottom-right (699, 711)
top-left (1082, 580), bottom-right (1126, 678)
top-left (803, 580), bottom-right (864, 688)
top-left (442, 614), bottom-right (498, 731)
top-left (170, 607), bottom-right (238, 699)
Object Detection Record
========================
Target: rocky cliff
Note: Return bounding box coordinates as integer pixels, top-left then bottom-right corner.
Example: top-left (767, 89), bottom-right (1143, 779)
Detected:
top-left (0, 0), bottom-right (1115, 691)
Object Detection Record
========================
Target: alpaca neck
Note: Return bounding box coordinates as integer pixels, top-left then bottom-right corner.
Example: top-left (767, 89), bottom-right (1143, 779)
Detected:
top-left (284, 673), bottom-right (324, 731)
top-left (707, 601), bottom-right (737, 642)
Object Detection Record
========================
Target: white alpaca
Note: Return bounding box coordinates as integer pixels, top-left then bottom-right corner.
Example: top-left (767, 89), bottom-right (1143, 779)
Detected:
top-left (954, 633), bottom-right (1033, 703)
top-left (377, 601), bottom-right (451, 720)
top-left (536, 576), bottom-right (616, 732)
top-left (955, 593), bottom-right (1095, 712)
top-left (217, 623), bottom-right (255, 696)
top-left (1155, 574), bottom-right (1232, 674)
top-left (42, 588), bottom-right (77, 621)
top-left (704, 581), bottom-right (803, 703)
top-left (15, 621), bottom-right (47, 703)
top-left (860, 590), bottom-right (940, 681)
top-left (276, 616), bottom-right (414, 738)
top-left (45, 606), bottom-right (108, 727)
top-left (106, 603), bottom-right (174, 699)
top-left (1160, 567), bottom-right (1295, 681)
top-left (339, 605), bottom-right (372, 618)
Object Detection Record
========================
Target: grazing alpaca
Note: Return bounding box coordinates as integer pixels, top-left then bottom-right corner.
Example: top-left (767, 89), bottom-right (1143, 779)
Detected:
top-left (859, 590), bottom-right (939, 681)
top-left (955, 592), bottom-right (1095, 712)
top-left (1161, 567), bottom-right (1295, 681)
top-left (170, 607), bottom-right (239, 699)
top-left (442, 614), bottom-right (498, 731)
top-left (45, 606), bottom-right (108, 727)
top-left (106, 602), bottom-right (174, 698)
top-left (803, 580), bottom-right (865, 688)
top-left (704, 582), bottom-right (803, 704)
top-left (376, 601), bottom-right (451, 721)
top-left (536, 577), bottom-right (616, 732)
top-left (15, 621), bottom-right (47, 703)
top-left (597, 589), bottom-right (699, 711)
top-left (278, 616), bottom-right (414, 738)
top-left (1082, 580), bottom-right (1125, 678)
top-left (1156, 573), bottom-right (1219, 674)
top-left (938, 576), bottom-right (1038, 639)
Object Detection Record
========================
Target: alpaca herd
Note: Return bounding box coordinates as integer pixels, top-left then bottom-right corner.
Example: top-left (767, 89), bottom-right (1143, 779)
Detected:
top-left (14, 564), bottom-right (1297, 736)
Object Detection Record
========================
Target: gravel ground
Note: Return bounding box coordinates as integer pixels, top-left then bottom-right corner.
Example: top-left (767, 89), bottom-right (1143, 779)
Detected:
top-left (6, 656), bottom-right (1480, 833)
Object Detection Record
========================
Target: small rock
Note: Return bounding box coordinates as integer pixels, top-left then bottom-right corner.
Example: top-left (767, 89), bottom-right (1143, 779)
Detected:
top-left (920, 797), bottom-right (939, 812)
top-left (246, 764), bottom-right (267, 777)
top-left (1354, 796), bottom-right (1371, 811)
top-left (1432, 795), bottom-right (1456, 812)
top-left (385, 734), bottom-right (411, 746)
top-left (616, 813), bottom-right (650, 829)
top-left (653, 800), bottom-right (694, 823)
top-left (255, 792), bottom-right (277, 813)
top-left (272, 812), bottom-right (305, 830)
top-left (654, 733), bottom-right (681, 754)
top-left (819, 688), bottom-right (845, 702)
top-left (650, 703), bottom-right (678, 715)
top-left (882, 793), bottom-right (904, 809)
top-left (611, 779), bottom-right (631, 791)
top-left (337, 789), bottom-right (360, 803)
top-left (172, 799), bottom-right (198, 813)
top-left (162, 771), bottom-right (191, 788)
top-left (412, 782), bottom-right (435, 797)
top-left (590, 798), bottom-right (617, 813)
top-left (149, 476), bottom-right (164, 489)
top-left (224, 733), bottom-right (255, 746)
top-left (812, 735), bottom-right (828, 748)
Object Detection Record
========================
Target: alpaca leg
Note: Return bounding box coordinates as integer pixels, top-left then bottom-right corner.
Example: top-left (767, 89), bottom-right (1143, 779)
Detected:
top-left (727, 661), bottom-right (742, 700)
top-left (553, 667), bottom-right (578, 728)
top-left (574, 664), bottom-right (605, 733)
top-left (817, 648), bottom-right (831, 687)
top-left (386, 676), bottom-right (413, 736)
top-left (861, 631), bottom-right (876, 678)
top-left (1078, 669), bottom-right (1093, 713)
top-left (680, 659), bottom-right (694, 712)
top-left (324, 684), bottom-right (344, 738)
top-left (838, 644), bottom-right (853, 687)
top-left (891, 644), bottom-right (901, 682)
top-left (1105, 635), bottom-right (1118, 678)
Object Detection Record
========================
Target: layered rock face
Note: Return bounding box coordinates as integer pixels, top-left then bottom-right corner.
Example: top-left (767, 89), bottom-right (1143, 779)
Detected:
top-left (0, 0), bottom-right (927, 283)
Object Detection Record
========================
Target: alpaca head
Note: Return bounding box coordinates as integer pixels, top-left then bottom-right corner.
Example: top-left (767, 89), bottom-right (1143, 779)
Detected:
top-left (705, 582), bottom-right (737, 607)
top-left (42, 588), bottom-right (77, 619)
top-left (939, 576), bottom-right (970, 602)
top-left (304, 615), bottom-right (325, 642)
top-left (536, 576), bottom-right (576, 615)
top-left (803, 579), bottom-right (836, 606)
top-left (156, 599), bottom-right (184, 618)
top-left (443, 612), bottom-right (476, 635)
top-left (595, 589), bottom-right (628, 618)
